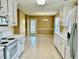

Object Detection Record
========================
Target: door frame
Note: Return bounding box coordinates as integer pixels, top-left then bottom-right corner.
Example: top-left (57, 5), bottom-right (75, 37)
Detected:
top-left (27, 18), bottom-right (37, 36)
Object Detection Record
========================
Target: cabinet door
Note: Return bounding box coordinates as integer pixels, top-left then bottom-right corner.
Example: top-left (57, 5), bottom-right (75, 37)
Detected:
top-left (8, 0), bottom-right (14, 26)
top-left (8, 0), bottom-right (17, 26)
top-left (13, 0), bottom-right (17, 26)
top-left (60, 38), bottom-right (66, 58)
top-left (54, 35), bottom-right (57, 46)
top-left (0, 0), bottom-right (7, 16)
top-left (54, 34), bottom-right (58, 47)
top-left (57, 36), bottom-right (61, 53)
top-left (0, 49), bottom-right (4, 59)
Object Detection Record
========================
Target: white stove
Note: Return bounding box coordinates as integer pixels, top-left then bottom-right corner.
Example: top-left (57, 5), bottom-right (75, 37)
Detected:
top-left (0, 38), bottom-right (18, 59)
top-left (0, 38), bottom-right (16, 46)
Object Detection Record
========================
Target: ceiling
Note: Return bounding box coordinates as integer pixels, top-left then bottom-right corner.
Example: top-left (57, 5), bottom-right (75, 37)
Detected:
top-left (17, 0), bottom-right (77, 15)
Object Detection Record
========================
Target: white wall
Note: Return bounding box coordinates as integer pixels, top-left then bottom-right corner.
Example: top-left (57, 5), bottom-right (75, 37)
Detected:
top-left (19, 10), bottom-right (25, 35)
top-left (0, 26), bottom-right (13, 38)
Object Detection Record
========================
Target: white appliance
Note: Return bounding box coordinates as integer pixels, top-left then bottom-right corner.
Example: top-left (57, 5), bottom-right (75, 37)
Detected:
top-left (0, 16), bottom-right (8, 26)
top-left (65, 23), bottom-right (78, 59)
top-left (69, 23), bottom-right (78, 59)
top-left (0, 38), bottom-right (18, 59)
top-left (18, 36), bottom-right (25, 57)
top-left (0, 46), bottom-right (4, 59)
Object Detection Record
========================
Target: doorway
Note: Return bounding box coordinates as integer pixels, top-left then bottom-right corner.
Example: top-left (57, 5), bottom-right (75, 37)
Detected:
top-left (29, 18), bottom-right (37, 36)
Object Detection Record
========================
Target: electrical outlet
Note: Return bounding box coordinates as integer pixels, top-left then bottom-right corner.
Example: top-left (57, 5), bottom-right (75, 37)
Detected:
top-left (0, 32), bottom-right (2, 36)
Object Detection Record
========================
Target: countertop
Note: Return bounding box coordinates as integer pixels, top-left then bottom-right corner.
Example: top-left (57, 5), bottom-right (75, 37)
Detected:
top-left (8, 34), bottom-right (25, 39)
top-left (55, 32), bottom-right (67, 41)
top-left (0, 46), bottom-right (4, 50)
top-left (0, 34), bottom-right (25, 46)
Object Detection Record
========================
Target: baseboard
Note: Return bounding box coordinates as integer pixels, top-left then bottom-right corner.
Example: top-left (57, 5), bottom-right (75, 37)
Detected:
top-left (26, 35), bottom-right (54, 37)
top-left (37, 35), bottom-right (54, 36)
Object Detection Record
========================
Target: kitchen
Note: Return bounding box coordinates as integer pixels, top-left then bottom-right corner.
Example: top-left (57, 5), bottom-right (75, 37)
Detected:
top-left (0, 0), bottom-right (78, 59)
top-left (0, 0), bottom-right (25, 59)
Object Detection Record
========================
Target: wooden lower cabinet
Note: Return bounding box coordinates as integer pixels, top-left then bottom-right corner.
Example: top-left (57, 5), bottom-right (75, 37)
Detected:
top-left (54, 33), bottom-right (66, 58)
top-left (0, 49), bottom-right (4, 59)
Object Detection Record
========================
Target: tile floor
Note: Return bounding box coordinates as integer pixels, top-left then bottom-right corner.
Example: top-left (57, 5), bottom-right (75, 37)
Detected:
top-left (20, 36), bottom-right (62, 59)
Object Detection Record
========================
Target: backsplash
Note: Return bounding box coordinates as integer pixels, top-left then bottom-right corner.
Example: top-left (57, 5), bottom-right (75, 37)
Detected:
top-left (0, 26), bottom-right (13, 38)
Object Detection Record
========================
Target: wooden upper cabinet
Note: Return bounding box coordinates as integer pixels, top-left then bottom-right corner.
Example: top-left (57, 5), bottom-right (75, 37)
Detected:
top-left (13, 0), bottom-right (17, 26)
top-left (8, 0), bottom-right (17, 26)
top-left (0, 0), bottom-right (7, 16)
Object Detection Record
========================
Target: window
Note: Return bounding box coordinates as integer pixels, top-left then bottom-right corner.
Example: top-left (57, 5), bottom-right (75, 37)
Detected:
top-left (54, 16), bottom-right (60, 33)
top-left (30, 19), bottom-right (36, 34)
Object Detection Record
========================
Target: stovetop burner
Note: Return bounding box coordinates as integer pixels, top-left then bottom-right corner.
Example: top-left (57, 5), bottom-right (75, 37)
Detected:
top-left (1, 38), bottom-right (7, 40)
top-left (1, 42), bottom-right (8, 44)
top-left (8, 38), bottom-right (15, 40)
top-left (0, 37), bottom-right (16, 45)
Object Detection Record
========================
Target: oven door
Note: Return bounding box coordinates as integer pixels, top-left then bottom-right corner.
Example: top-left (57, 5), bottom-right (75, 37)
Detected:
top-left (5, 40), bottom-right (18, 59)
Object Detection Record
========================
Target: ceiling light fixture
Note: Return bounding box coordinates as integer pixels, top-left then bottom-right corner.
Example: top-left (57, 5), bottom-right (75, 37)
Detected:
top-left (36, 0), bottom-right (46, 5)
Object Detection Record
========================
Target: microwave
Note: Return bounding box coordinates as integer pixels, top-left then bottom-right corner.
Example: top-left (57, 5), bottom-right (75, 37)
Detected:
top-left (0, 16), bottom-right (8, 26)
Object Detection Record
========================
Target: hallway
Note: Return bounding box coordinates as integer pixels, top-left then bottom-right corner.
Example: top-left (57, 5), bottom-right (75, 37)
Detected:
top-left (20, 36), bottom-right (62, 59)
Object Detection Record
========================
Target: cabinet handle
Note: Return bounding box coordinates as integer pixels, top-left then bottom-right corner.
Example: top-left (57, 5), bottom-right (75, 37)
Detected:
top-left (1, 6), bottom-right (3, 8)
top-left (0, 0), bottom-right (1, 10)
top-left (0, 0), bottom-right (3, 10)
top-left (6, 15), bottom-right (9, 23)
